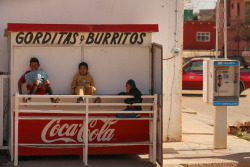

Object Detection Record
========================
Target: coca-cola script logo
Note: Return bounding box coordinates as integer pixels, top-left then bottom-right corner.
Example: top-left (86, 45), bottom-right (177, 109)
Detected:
top-left (41, 119), bottom-right (118, 143)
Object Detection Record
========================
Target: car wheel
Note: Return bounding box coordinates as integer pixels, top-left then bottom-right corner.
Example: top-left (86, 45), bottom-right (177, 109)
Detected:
top-left (240, 82), bottom-right (244, 94)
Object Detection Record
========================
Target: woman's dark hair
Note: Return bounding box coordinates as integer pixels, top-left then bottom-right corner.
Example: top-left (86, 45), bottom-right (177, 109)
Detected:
top-left (126, 79), bottom-right (136, 88)
top-left (30, 57), bottom-right (40, 65)
top-left (79, 62), bottom-right (88, 70)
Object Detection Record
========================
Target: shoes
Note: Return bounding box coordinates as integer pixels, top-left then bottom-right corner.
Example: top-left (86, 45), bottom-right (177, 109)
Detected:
top-left (22, 97), bottom-right (31, 103)
top-left (135, 114), bottom-right (141, 118)
top-left (115, 113), bottom-right (141, 118)
top-left (22, 97), bottom-right (31, 107)
top-left (51, 98), bottom-right (60, 107)
top-left (76, 97), bottom-right (84, 103)
top-left (51, 98), bottom-right (60, 103)
top-left (94, 97), bottom-right (101, 103)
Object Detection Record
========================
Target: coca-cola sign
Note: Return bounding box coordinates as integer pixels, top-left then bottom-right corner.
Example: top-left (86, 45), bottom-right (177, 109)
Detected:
top-left (17, 116), bottom-right (149, 155)
top-left (41, 119), bottom-right (118, 143)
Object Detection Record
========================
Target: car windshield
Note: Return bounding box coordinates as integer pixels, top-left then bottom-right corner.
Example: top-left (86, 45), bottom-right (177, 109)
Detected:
top-left (185, 61), bottom-right (203, 72)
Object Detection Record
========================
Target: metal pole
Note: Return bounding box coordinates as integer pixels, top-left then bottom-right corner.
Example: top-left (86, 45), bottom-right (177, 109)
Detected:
top-left (0, 76), bottom-right (4, 147)
top-left (149, 112), bottom-right (153, 162)
top-left (224, 0), bottom-right (227, 59)
top-left (84, 97), bottom-right (89, 166)
top-left (216, 0), bottom-right (220, 59)
top-left (152, 94), bottom-right (157, 164)
top-left (214, 106), bottom-right (227, 149)
top-left (14, 93), bottom-right (19, 166)
top-left (175, 0), bottom-right (179, 48)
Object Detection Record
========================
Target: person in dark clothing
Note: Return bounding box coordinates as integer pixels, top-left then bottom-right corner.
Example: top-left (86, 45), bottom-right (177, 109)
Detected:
top-left (116, 79), bottom-right (142, 118)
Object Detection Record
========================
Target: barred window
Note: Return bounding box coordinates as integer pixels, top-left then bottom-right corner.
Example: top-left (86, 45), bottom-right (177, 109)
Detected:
top-left (237, 3), bottom-right (240, 16)
top-left (196, 32), bottom-right (210, 42)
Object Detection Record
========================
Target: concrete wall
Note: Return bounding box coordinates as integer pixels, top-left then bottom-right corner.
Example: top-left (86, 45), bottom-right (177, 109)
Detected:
top-left (0, 0), bottom-right (184, 142)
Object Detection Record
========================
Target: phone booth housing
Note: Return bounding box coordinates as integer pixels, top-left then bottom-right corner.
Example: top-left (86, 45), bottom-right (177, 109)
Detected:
top-left (203, 59), bottom-right (240, 106)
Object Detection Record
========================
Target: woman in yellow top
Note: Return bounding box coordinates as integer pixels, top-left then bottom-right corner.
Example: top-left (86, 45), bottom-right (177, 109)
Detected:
top-left (71, 62), bottom-right (101, 103)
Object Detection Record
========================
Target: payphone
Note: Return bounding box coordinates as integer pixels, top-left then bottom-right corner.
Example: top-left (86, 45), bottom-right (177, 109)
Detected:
top-left (203, 59), bottom-right (240, 149)
top-left (215, 69), bottom-right (229, 92)
top-left (203, 59), bottom-right (240, 106)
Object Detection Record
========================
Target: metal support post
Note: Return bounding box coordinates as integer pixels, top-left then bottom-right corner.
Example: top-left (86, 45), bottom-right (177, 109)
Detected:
top-left (149, 117), bottom-right (153, 162)
top-left (216, 0), bottom-right (220, 59)
top-left (14, 93), bottom-right (19, 166)
top-left (152, 94), bottom-right (157, 164)
top-left (0, 75), bottom-right (5, 147)
top-left (224, 0), bottom-right (227, 59)
top-left (84, 97), bottom-right (89, 166)
top-left (214, 106), bottom-right (227, 149)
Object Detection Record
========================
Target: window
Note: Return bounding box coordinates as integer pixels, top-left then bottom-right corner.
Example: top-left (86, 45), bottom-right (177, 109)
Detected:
top-left (185, 61), bottom-right (203, 72)
top-left (245, 2), bottom-right (250, 24)
top-left (232, 3), bottom-right (234, 9)
top-left (196, 32), bottom-right (210, 42)
top-left (237, 3), bottom-right (240, 16)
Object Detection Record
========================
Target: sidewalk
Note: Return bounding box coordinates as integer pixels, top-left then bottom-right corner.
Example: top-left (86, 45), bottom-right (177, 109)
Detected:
top-left (163, 113), bottom-right (250, 167)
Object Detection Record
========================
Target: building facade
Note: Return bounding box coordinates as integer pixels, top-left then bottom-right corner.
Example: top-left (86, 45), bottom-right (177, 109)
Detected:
top-left (219, 0), bottom-right (250, 56)
top-left (183, 21), bottom-right (216, 50)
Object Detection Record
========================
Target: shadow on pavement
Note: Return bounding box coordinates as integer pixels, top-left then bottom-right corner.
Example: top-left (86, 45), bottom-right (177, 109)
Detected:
top-left (163, 152), bottom-right (250, 166)
top-left (3, 154), bottom-right (156, 167)
top-left (183, 132), bottom-right (213, 135)
top-left (182, 94), bottom-right (202, 97)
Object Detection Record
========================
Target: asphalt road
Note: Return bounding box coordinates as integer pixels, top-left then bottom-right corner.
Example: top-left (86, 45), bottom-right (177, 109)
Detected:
top-left (182, 89), bottom-right (250, 126)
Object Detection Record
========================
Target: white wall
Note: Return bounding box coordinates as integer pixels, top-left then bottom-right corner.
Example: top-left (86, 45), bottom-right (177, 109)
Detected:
top-left (12, 47), bottom-right (81, 94)
top-left (84, 46), bottom-right (151, 95)
top-left (0, 0), bottom-right (183, 142)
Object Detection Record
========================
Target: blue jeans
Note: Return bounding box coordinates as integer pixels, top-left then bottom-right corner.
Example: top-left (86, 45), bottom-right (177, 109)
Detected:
top-left (25, 70), bottom-right (48, 88)
top-left (115, 108), bottom-right (141, 118)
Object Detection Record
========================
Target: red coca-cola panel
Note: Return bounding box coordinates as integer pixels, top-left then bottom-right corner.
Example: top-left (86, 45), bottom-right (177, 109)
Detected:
top-left (14, 113), bottom-right (150, 155)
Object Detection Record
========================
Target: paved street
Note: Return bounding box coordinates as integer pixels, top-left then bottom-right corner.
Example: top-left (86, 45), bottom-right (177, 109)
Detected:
top-left (182, 89), bottom-right (250, 126)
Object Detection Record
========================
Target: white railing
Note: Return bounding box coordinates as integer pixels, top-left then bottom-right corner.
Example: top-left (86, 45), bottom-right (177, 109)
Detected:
top-left (14, 93), bottom-right (157, 166)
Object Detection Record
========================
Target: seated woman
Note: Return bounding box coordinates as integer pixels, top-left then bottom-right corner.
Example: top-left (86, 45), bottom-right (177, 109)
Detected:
top-left (116, 79), bottom-right (142, 118)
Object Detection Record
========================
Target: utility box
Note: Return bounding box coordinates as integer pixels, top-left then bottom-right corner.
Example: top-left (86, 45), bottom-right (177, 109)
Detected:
top-left (203, 59), bottom-right (240, 106)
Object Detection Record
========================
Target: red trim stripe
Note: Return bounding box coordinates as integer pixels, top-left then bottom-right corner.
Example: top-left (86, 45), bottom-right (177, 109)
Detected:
top-left (7, 23), bottom-right (159, 32)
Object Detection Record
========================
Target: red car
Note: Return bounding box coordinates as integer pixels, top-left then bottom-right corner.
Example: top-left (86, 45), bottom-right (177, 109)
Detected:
top-left (182, 58), bottom-right (250, 93)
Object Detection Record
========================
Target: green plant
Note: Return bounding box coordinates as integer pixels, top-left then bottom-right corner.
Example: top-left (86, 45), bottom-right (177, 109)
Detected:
top-left (229, 127), bottom-right (250, 141)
